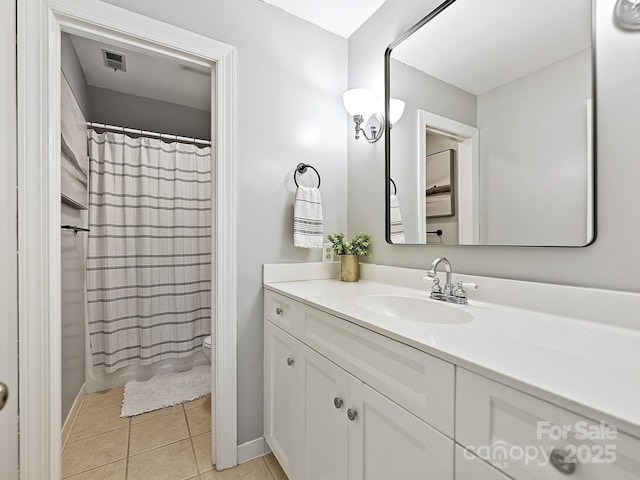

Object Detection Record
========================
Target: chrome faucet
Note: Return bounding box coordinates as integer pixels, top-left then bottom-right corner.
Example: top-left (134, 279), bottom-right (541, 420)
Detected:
top-left (423, 257), bottom-right (477, 305)
top-left (427, 257), bottom-right (453, 295)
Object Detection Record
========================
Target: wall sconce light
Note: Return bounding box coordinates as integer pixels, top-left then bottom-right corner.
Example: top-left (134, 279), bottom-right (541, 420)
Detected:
top-left (614, 0), bottom-right (640, 30)
top-left (342, 88), bottom-right (405, 143)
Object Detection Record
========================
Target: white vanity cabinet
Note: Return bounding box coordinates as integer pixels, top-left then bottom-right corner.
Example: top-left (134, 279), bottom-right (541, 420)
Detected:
top-left (264, 291), bottom-right (455, 480)
top-left (264, 287), bottom-right (640, 480)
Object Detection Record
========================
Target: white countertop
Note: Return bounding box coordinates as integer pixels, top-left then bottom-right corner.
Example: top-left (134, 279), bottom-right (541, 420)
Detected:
top-left (264, 277), bottom-right (640, 438)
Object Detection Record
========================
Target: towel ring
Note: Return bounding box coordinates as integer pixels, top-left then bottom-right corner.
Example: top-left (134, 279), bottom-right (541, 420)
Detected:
top-left (294, 163), bottom-right (321, 188)
top-left (390, 178), bottom-right (397, 195)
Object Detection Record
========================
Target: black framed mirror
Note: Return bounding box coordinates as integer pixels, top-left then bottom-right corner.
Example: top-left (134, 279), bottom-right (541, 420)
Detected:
top-left (384, 0), bottom-right (596, 246)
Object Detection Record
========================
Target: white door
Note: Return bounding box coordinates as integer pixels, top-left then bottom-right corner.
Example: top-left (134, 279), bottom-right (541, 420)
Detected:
top-left (264, 321), bottom-right (299, 478)
top-left (298, 343), bottom-right (349, 480)
top-left (0, 0), bottom-right (19, 478)
top-left (348, 377), bottom-right (454, 480)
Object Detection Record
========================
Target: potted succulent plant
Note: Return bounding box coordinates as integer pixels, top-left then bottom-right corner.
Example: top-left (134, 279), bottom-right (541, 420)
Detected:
top-left (327, 232), bottom-right (372, 282)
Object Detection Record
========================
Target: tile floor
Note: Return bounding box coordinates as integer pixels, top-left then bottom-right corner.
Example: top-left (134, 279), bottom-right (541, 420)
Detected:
top-left (62, 386), bottom-right (288, 480)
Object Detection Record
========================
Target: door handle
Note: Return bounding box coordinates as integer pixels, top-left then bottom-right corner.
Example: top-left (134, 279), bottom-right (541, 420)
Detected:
top-left (0, 382), bottom-right (8, 411)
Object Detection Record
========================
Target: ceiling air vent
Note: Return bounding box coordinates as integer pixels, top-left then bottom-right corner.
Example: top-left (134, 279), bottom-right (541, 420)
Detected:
top-left (102, 49), bottom-right (127, 72)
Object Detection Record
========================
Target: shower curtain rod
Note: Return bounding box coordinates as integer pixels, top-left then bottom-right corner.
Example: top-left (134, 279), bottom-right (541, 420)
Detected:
top-left (87, 122), bottom-right (212, 147)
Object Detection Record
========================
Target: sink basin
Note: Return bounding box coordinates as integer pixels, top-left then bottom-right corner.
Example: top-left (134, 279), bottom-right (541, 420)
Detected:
top-left (355, 295), bottom-right (473, 325)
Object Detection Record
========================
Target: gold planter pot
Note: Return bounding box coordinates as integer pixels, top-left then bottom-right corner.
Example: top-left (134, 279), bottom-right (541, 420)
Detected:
top-left (340, 255), bottom-right (360, 282)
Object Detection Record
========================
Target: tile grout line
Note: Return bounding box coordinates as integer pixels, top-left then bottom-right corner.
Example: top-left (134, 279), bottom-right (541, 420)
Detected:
top-left (184, 404), bottom-right (203, 477)
top-left (124, 397), bottom-right (131, 480)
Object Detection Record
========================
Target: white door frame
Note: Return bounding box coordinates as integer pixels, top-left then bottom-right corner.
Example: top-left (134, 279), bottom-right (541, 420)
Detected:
top-left (17, 1), bottom-right (238, 477)
top-left (417, 110), bottom-right (479, 244)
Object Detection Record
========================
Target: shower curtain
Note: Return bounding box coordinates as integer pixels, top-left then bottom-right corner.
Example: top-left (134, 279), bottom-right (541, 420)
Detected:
top-left (87, 129), bottom-right (212, 373)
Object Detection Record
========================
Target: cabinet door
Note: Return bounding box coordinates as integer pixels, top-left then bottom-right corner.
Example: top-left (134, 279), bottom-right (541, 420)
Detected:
top-left (264, 321), bottom-right (298, 478)
top-left (348, 377), bottom-right (454, 480)
top-left (455, 445), bottom-right (511, 480)
top-left (297, 343), bottom-right (349, 480)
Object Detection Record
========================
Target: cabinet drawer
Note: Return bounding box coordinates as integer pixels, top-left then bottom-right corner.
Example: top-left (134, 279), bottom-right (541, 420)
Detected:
top-left (300, 303), bottom-right (455, 437)
top-left (456, 368), bottom-right (640, 480)
top-left (265, 290), bottom-right (301, 336)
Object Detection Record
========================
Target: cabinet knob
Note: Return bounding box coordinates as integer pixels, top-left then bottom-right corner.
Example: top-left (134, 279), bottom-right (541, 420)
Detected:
top-left (347, 408), bottom-right (357, 421)
top-left (333, 397), bottom-right (343, 409)
top-left (275, 307), bottom-right (283, 316)
top-left (0, 382), bottom-right (7, 411)
top-left (286, 357), bottom-right (294, 367)
top-left (550, 448), bottom-right (576, 475)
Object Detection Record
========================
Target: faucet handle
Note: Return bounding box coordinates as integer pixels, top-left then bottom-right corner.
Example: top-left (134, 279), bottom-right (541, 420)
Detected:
top-left (422, 276), bottom-right (442, 294)
top-left (453, 281), bottom-right (478, 298)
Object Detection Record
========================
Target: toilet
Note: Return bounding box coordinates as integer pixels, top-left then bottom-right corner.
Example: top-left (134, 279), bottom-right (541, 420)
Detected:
top-left (202, 335), bottom-right (212, 364)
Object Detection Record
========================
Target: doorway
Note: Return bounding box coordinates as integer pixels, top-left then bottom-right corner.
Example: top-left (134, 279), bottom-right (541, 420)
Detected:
top-left (18, 1), bottom-right (237, 478)
top-left (417, 109), bottom-right (480, 244)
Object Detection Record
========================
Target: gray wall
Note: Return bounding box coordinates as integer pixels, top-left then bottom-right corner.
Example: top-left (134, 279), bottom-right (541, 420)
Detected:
top-left (61, 32), bottom-right (92, 119)
top-left (348, 0), bottom-right (640, 293)
top-left (88, 85), bottom-right (212, 140)
top-left (477, 49), bottom-right (591, 245)
top-left (61, 34), bottom-right (88, 423)
top-left (61, 204), bottom-right (88, 422)
top-left (100, 0), bottom-right (348, 445)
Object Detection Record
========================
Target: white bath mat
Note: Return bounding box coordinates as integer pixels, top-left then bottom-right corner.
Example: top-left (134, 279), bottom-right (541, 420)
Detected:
top-left (121, 365), bottom-right (211, 417)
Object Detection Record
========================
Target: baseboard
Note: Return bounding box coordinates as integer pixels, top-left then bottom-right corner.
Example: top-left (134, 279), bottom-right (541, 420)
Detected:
top-left (61, 382), bottom-right (86, 448)
top-left (237, 436), bottom-right (268, 464)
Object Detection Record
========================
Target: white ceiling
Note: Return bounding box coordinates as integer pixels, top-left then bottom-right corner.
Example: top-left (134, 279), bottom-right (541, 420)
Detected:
top-left (391, 0), bottom-right (592, 95)
top-left (70, 35), bottom-right (211, 111)
top-left (260, 0), bottom-right (386, 38)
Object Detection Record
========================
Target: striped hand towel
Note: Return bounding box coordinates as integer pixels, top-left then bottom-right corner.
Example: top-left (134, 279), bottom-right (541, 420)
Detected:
top-left (294, 186), bottom-right (323, 248)
top-left (390, 194), bottom-right (406, 244)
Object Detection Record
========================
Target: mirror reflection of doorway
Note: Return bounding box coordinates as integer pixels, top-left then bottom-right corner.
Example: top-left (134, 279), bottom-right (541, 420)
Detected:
top-left (416, 110), bottom-right (479, 245)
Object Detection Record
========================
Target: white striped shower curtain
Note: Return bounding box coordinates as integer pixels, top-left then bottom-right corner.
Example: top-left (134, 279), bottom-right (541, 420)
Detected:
top-left (87, 130), bottom-right (212, 373)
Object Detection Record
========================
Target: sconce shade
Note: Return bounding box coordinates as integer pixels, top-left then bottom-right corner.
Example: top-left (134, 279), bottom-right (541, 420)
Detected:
top-left (343, 88), bottom-right (376, 116)
top-left (389, 98), bottom-right (406, 125)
